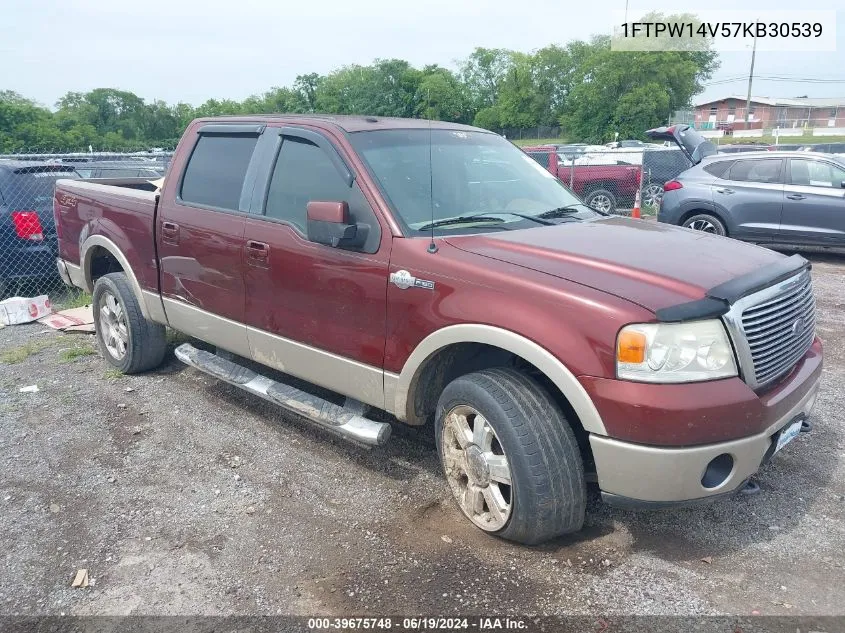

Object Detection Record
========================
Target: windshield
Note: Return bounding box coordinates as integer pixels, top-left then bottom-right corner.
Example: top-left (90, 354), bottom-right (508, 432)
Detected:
top-left (349, 129), bottom-right (597, 235)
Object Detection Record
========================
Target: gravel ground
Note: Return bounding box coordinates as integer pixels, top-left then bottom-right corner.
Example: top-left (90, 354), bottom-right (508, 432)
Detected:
top-left (1, 253), bottom-right (843, 617)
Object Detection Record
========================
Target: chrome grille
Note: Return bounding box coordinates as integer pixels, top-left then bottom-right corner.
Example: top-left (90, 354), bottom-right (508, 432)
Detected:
top-left (737, 271), bottom-right (816, 388)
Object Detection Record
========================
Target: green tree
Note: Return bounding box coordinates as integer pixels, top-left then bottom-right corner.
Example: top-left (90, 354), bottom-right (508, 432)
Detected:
top-left (459, 47), bottom-right (515, 110)
top-left (560, 30), bottom-right (718, 142)
top-left (414, 66), bottom-right (468, 122)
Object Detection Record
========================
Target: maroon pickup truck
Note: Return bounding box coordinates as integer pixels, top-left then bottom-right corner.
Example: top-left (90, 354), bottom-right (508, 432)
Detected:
top-left (521, 145), bottom-right (643, 213)
top-left (54, 115), bottom-right (823, 544)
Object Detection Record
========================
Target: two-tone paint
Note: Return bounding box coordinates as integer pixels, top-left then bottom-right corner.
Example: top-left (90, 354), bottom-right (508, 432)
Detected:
top-left (54, 114), bottom-right (823, 506)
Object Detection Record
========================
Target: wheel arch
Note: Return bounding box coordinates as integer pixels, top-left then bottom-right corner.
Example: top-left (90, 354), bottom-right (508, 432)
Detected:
top-left (80, 235), bottom-right (155, 321)
top-left (389, 324), bottom-right (607, 436)
top-left (678, 207), bottom-right (730, 236)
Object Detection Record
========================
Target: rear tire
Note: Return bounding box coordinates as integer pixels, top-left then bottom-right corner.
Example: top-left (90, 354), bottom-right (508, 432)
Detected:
top-left (93, 272), bottom-right (166, 374)
top-left (584, 189), bottom-right (617, 214)
top-left (435, 368), bottom-right (586, 545)
top-left (682, 213), bottom-right (727, 236)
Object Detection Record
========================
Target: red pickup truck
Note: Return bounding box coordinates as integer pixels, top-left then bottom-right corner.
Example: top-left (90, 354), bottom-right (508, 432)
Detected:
top-left (521, 145), bottom-right (643, 213)
top-left (54, 115), bottom-right (822, 544)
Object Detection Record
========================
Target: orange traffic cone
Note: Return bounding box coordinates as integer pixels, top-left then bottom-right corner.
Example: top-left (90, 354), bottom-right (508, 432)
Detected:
top-left (631, 188), bottom-right (641, 219)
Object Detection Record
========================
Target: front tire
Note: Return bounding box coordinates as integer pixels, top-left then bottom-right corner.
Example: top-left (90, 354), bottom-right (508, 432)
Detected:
top-left (584, 188), bottom-right (617, 214)
top-left (93, 272), bottom-right (167, 374)
top-left (435, 368), bottom-right (586, 545)
top-left (682, 213), bottom-right (727, 236)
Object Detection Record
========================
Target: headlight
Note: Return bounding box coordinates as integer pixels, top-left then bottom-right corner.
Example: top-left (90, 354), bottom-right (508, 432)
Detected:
top-left (616, 320), bottom-right (737, 383)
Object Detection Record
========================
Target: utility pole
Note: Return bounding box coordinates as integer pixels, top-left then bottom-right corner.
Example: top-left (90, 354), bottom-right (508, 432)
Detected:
top-left (624, 0), bottom-right (629, 25)
top-left (744, 33), bottom-right (757, 128)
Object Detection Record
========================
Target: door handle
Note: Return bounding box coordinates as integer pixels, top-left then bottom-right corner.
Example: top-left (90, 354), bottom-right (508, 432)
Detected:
top-left (245, 240), bottom-right (270, 265)
top-left (715, 188), bottom-right (735, 195)
top-left (161, 221), bottom-right (180, 244)
top-left (786, 194), bottom-right (806, 200)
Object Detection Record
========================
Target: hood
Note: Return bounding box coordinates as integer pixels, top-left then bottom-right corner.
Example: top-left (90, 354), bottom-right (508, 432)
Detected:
top-left (444, 217), bottom-right (784, 314)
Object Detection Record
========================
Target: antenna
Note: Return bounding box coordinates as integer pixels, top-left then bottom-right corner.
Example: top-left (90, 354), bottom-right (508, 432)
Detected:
top-left (427, 118), bottom-right (438, 254)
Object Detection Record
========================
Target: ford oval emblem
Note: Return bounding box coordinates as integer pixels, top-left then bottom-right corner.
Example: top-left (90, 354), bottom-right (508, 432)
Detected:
top-left (791, 317), bottom-right (805, 336)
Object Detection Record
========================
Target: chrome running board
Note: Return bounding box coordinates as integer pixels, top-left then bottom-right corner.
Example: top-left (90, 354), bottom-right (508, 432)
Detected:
top-left (174, 343), bottom-right (391, 447)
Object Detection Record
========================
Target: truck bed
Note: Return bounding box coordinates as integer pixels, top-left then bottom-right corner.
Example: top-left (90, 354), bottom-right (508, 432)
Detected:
top-left (54, 178), bottom-right (161, 295)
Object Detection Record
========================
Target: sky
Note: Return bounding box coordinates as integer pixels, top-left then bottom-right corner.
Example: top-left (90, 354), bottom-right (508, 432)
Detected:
top-left (3, 0), bottom-right (843, 110)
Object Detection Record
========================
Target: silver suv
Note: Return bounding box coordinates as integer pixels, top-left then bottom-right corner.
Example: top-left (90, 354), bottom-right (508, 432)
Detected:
top-left (646, 125), bottom-right (845, 249)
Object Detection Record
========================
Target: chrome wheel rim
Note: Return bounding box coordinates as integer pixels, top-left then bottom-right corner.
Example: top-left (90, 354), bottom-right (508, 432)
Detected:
top-left (643, 184), bottom-right (663, 206)
top-left (687, 218), bottom-right (720, 234)
top-left (442, 405), bottom-right (512, 532)
top-left (99, 291), bottom-right (128, 360)
top-left (588, 194), bottom-right (612, 213)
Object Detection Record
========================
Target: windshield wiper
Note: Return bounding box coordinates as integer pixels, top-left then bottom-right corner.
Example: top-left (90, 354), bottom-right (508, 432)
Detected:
top-left (538, 204), bottom-right (587, 219)
top-left (467, 211), bottom-right (556, 226)
top-left (417, 215), bottom-right (507, 232)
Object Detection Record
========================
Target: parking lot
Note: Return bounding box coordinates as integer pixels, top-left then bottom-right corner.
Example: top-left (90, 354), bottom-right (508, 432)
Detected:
top-left (0, 252), bottom-right (843, 617)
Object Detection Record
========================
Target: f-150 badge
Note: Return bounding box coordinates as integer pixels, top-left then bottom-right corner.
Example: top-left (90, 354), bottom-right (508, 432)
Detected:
top-left (390, 270), bottom-right (435, 291)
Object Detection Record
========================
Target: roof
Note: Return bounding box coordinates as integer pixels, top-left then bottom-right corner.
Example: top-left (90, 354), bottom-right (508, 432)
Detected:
top-left (192, 114), bottom-right (486, 134)
top-left (703, 150), bottom-right (838, 161)
top-left (694, 95), bottom-right (845, 108)
top-left (0, 159), bottom-right (78, 171)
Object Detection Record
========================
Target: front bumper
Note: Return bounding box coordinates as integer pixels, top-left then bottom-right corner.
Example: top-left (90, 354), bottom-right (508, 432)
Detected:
top-left (589, 356), bottom-right (821, 505)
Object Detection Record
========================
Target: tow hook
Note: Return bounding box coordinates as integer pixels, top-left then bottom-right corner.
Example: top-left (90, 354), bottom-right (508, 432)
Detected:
top-left (800, 419), bottom-right (813, 433)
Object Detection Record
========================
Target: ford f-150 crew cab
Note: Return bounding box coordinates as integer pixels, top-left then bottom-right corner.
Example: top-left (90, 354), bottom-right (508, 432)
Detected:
top-left (54, 115), bottom-right (823, 545)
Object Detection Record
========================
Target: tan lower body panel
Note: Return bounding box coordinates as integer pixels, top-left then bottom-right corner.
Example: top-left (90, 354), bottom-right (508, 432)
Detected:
top-left (590, 376), bottom-right (821, 503)
top-left (160, 297), bottom-right (386, 411)
top-left (161, 297), bottom-right (251, 358)
top-left (247, 327), bottom-right (385, 411)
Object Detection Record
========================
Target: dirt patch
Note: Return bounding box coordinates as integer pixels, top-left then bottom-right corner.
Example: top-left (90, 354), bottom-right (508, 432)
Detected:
top-left (0, 253), bottom-right (843, 616)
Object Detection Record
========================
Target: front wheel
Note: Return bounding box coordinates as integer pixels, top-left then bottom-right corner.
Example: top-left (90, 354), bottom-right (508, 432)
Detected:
top-left (435, 368), bottom-right (586, 544)
top-left (93, 272), bottom-right (167, 373)
top-left (682, 213), bottom-right (727, 236)
top-left (584, 189), bottom-right (617, 214)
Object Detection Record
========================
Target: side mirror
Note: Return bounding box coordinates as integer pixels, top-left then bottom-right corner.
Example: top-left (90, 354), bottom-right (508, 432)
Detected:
top-left (306, 201), bottom-right (368, 248)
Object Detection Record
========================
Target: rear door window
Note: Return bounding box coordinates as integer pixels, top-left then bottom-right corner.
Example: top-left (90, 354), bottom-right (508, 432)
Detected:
top-left (180, 134), bottom-right (259, 211)
top-left (789, 159), bottom-right (845, 188)
top-left (727, 159), bottom-right (783, 184)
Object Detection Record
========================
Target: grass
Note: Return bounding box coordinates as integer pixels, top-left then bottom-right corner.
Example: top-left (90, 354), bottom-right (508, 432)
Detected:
top-left (166, 328), bottom-right (191, 346)
top-left (59, 344), bottom-right (97, 363)
top-left (59, 292), bottom-right (93, 309)
top-left (512, 138), bottom-right (567, 147)
top-left (0, 339), bottom-right (53, 364)
top-left (103, 368), bottom-right (124, 380)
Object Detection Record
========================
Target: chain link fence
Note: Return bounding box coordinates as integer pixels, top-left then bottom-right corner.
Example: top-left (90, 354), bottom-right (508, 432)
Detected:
top-left (520, 144), bottom-right (693, 216)
top-left (0, 150), bottom-right (172, 306)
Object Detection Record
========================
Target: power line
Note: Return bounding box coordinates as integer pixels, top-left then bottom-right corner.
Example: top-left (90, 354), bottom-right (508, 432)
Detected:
top-left (704, 76), bottom-right (845, 86)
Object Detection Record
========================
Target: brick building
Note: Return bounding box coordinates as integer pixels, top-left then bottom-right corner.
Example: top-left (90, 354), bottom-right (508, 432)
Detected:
top-left (693, 96), bottom-right (845, 131)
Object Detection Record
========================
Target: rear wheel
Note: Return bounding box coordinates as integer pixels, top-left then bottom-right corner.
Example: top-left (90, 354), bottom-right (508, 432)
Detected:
top-left (683, 213), bottom-right (727, 236)
top-left (435, 368), bottom-right (586, 544)
top-left (93, 273), bottom-right (167, 373)
top-left (584, 189), bottom-right (617, 214)
top-left (642, 183), bottom-right (664, 207)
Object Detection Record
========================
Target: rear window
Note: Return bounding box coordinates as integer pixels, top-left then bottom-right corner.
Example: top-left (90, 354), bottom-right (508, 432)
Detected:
top-left (0, 168), bottom-right (79, 211)
top-left (726, 159), bottom-right (783, 184)
top-left (703, 160), bottom-right (735, 178)
top-left (525, 152), bottom-right (550, 166)
top-left (180, 134), bottom-right (259, 210)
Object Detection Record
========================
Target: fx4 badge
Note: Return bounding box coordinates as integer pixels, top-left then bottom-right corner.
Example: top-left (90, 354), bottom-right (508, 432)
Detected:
top-left (390, 270), bottom-right (435, 291)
